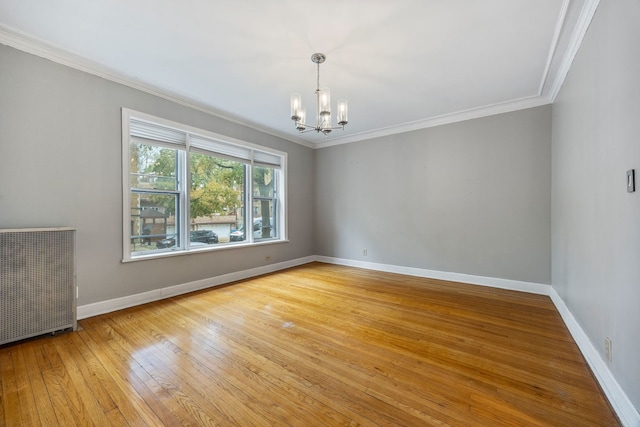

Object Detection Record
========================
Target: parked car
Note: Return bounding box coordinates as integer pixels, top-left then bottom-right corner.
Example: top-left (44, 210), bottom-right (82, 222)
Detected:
top-left (229, 225), bottom-right (247, 241)
top-left (156, 230), bottom-right (218, 249)
top-left (190, 230), bottom-right (219, 244)
top-left (230, 218), bottom-right (274, 241)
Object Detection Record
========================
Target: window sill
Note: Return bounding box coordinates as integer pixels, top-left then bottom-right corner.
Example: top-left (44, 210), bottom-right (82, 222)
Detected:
top-left (122, 239), bottom-right (290, 263)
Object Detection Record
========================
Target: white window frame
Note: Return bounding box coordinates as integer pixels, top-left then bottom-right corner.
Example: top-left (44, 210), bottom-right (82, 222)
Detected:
top-left (122, 108), bottom-right (287, 262)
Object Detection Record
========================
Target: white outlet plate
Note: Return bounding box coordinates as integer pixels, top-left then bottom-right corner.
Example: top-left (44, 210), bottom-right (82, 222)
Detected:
top-left (605, 337), bottom-right (612, 362)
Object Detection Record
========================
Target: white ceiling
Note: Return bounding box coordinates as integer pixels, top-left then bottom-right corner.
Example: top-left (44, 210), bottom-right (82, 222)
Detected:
top-left (0, 0), bottom-right (597, 147)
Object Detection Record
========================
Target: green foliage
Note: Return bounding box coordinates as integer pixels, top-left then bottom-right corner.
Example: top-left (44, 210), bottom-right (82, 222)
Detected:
top-left (130, 143), bottom-right (177, 191)
top-left (189, 153), bottom-right (243, 218)
top-left (131, 143), bottom-right (244, 220)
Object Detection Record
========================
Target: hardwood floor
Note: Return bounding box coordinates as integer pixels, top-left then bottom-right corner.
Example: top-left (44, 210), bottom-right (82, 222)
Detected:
top-left (0, 262), bottom-right (619, 426)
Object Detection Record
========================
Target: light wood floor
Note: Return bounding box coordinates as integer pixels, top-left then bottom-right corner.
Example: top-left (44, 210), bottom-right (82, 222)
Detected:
top-left (1, 262), bottom-right (619, 426)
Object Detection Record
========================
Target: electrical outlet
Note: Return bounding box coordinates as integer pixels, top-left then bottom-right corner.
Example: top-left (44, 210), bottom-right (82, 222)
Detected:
top-left (363, 248), bottom-right (367, 256)
top-left (265, 255), bottom-right (271, 262)
top-left (604, 337), bottom-right (612, 362)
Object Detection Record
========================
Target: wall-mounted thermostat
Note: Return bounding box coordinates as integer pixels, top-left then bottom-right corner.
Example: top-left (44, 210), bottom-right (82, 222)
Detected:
top-left (627, 169), bottom-right (635, 193)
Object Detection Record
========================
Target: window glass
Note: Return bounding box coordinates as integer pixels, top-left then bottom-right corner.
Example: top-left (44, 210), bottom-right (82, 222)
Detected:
top-left (253, 166), bottom-right (275, 197)
top-left (130, 192), bottom-right (179, 254)
top-left (253, 166), bottom-right (277, 240)
top-left (129, 142), bottom-right (180, 255)
top-left (129, 143), bottom-right (177, 191)
top-left (252, 200), bottom-right (277, 240)
top-left (189, 152), bottom-right (245, 244)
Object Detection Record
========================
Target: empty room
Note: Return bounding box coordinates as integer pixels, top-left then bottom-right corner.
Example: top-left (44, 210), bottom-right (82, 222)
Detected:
top-left (1, 1), bottom-right (638, 426)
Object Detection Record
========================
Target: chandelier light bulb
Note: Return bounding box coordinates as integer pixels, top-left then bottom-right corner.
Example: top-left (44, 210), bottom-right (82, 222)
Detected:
top-left (319, 88), bottom-right (331, 116)
top-left (290, 93), bottom-right (302, 121)
top-left (296, 108), bottom-right (306, 131)
top-left (337, 99), bottom-right (348, 126)
top-left (322, 114), bottom-right (332, 133)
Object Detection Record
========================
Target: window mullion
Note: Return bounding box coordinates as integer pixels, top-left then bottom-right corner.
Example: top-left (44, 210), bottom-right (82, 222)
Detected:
top-left (184, 135), bottom-right (192, 249)
top-left (130, 188), bottom-right (180, 196)
top-left (246, 163), bottom-right (253, 243)
top-left (178, 149), bottom-right (189, 249)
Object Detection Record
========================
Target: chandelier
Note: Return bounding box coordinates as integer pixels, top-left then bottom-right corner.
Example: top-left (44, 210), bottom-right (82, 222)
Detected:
top-left (290, 53), bottom-right (348, 135)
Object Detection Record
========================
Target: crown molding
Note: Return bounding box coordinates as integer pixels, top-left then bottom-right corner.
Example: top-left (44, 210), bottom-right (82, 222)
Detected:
top-left (0, 25), bottom-right (314, 150)
top-left (538, 0), bottom-right (571, 95)
top-left (547, 0), bottom-right (600, 101)
top-left (313, 95), bottom-right (552, 149)
top-left (1, 0), bottom-right (599, 152)
top-left (313, 0), bottom-right (600, 150)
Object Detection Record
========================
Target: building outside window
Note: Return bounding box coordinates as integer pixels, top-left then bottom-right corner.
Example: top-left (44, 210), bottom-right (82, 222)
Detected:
top-left (122, 109), bottom-right (286, 261)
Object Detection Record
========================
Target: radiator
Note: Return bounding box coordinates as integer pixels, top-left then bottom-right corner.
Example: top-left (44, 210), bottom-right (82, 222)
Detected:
top-left (0, 227), bottom-right (77, 345)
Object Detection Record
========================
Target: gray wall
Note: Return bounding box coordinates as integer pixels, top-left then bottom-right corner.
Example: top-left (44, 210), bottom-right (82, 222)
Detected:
top-left (0, 44), bottom-right (315, 306)
top-left (315, 106), bottom-right (552, 284)
top-left (552, 0), bottom-right (640, 410)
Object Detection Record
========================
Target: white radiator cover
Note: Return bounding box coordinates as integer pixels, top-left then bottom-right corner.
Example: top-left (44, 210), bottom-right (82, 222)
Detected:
top-left (0, 227), bottom-right (77, 345)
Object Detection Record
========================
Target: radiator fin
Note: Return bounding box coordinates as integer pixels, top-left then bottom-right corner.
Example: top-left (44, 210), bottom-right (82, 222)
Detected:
top-left (1, 228), bottom-right (77, 345)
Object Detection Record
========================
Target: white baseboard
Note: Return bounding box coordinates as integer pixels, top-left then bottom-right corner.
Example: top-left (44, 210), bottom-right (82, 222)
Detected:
top-left (77, 254), bottom-right (638, 426)
top-left (549, 289), bottom-right (640, 427)
top-left (317, 256), bottom-right (639, 426)
top-left (315, 256), bottom-right (552, 295)
top-left (77, 255), bottom-right (315, 319)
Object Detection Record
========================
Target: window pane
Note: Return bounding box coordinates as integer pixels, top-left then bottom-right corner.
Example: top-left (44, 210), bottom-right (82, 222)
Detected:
top-left (253, 166), bottom-right (275, 197)
top-left (130, 192), bottom-right (178, 253)
top-left (252, 199), bottom-right (277, 240)
top-left (253, 165), bottom-right (277, 240)
top-left (130, 142), bottom-right (178, 191)
top-left (189, 152), bottom-right (245, 244)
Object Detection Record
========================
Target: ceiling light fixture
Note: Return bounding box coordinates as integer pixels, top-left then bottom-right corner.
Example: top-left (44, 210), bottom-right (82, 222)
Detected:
top-left (290, 53), bottom-right (348, 136)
